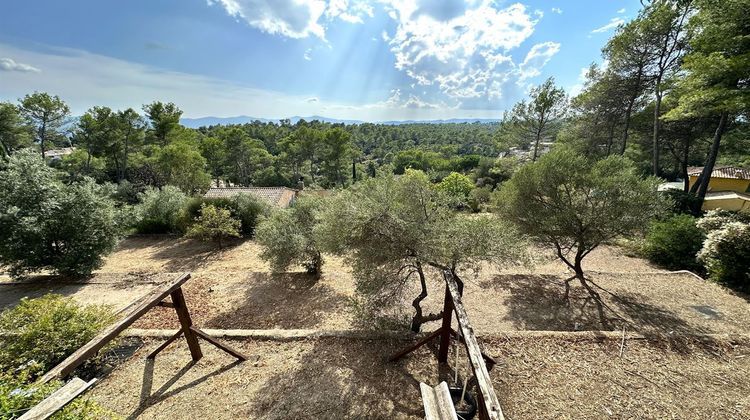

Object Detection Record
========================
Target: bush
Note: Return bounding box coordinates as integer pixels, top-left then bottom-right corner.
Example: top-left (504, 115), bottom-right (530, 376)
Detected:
top-left (256, 196), bottom-right (324, 275)
top-left (0, 151), bottom-right (122, 277)
top-left (0, 294), bottom-right (114, 378)
top-left (698, 220), bottom-right (750, 290)
top-left (0, 372), bottom-right (112, 419)
top-left (643, 214), bottom-right (705, 271)
top-left (436, 172), bottom-right (474, 207)
top-left (468, 186), bottom-right (493, 213)
top-left (178, 194), bottom-right (268, 237)
top-left (186, 204), bottom-right (241, 248)
top-left (662, 189), bottom-right (702, 215)
top-left (133, 186), bottom-right (187, 233)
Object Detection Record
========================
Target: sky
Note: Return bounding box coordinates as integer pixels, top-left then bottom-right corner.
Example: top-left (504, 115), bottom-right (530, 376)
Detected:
top-left (0, 0), bottom-right (640, 121)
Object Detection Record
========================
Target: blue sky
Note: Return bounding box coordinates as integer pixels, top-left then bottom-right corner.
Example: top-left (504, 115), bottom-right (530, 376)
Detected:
top-left (0, 0), bottom-right (640, 121)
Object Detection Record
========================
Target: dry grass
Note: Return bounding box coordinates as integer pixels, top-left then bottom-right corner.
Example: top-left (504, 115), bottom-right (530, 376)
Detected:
top-left (88, 335), bottom-right (750, 419)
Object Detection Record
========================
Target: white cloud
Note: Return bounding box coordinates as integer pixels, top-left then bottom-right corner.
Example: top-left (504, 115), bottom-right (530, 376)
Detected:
top-left (591, 17), bottom-right (625, 33)
top-left (304, 48), bottom-right (313, 60)
top-left (617, 8), bottom-right (626, 14)
top-left (551, 7), bottom-right (562, 14)
top-left (517, 41), bottom-right (561, 83)
top-left (0, 57), bottom-right (40, 73)
top-left (207, 0), bottom-right (372, 39)
top-left (0, 43), bottom-right (502, 121)
top-left (382, 1), bottom-right (540, 103)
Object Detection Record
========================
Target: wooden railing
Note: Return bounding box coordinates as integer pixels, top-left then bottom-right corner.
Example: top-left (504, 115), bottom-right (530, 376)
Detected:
top-left (391, 270), bottom-right (505, 420)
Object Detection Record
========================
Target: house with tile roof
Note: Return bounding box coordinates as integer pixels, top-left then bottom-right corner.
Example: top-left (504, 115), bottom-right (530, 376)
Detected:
top-left (203, 187), bottom-right (298, 208)
top-left (688, 166), bottom-right (750, 212)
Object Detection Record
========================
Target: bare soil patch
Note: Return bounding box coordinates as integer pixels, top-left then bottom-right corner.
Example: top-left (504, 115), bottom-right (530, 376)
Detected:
top-left (88, 335), bottom-right (750, 419)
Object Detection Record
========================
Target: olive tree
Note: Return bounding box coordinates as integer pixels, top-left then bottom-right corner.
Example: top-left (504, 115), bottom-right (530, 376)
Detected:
top-left (496, 148), bottom-right (664, 298)
top-left (0, 150), bottom-right (121, 277)
top-left (255, 195), bottom-right (325, 276)
top-left (318, 170), bottom-right (526, 332)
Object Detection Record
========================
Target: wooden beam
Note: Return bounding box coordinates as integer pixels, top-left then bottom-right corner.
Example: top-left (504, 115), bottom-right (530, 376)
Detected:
top-left (156, 301), bottom-right (175, 308)
top-left (420, 381), bottom-right (458, 420)
top-left (437, 285), bottom-right (453, 363)
top-left (39, 273), bottom-right (192, 383)
top-left (18, 377), bottom-right (96, 420)
top-left (449, 328), bottom-right (497, 371)
top-left (170, 287), bottom-right (203, 361)
top-left (146, 329), bottom-right (184, 360)
top-left (443, 271), bottom-right (505, 420)
top-left (189, 326), bottom-right (248, 361)
top-left (388, 327), bottom-right (444, 362)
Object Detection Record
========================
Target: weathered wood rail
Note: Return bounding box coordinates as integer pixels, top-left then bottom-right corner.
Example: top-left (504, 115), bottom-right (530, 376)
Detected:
top-left (390, 270), bottom-right (505, 420)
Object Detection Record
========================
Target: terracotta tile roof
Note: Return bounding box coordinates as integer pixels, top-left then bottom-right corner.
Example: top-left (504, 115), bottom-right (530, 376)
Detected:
top-left (203, 187), bottom-right (298, 208)
top-left (687, 166), bottom-right (750, 180)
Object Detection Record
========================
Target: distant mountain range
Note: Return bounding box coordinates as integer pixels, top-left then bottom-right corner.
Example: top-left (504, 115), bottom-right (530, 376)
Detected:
top-left (180, 115), bottom-right (501, 128)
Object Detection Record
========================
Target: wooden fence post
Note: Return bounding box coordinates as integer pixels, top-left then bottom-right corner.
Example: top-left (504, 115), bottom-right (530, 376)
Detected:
top-left (170, 287), bottom-right (203, 361)
top-left (437, 284), bottom-right (453, 363)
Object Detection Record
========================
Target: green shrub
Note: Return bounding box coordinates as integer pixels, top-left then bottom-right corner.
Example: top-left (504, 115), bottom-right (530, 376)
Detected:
top-left (698, 220), bottom-right (750, 290)
top-left (256, 195), bottom-right (324, 275)
top-left (178, 194), bottom-right (268, 237)
top-left (0, 294), bottom-right (114, 378)
top-left (0, 372), bottom-right (113, 419)
top-left (643, 214), bottom-right (705, 271)
top-left (0, 151), bottom-right (122, 277)
top-left (186, 204), bottom-right (241, 248)
top-left (468, 186), bottom-right (493, 213)
top-left (662, 189), bottom-right (702, 215)
top-left (133, 185), bottom-right (187, 233)
top-left (436, 172), bottom-right (474, 207)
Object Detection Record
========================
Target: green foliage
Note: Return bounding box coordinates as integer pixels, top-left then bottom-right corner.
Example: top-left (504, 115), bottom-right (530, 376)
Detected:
top-left (143, 101), bottom-right (182, 146)
top-left (0, 102), bottom-right (32, 158)
top-left (133, 186), bottom-right (187, 233)
top-left (318, 170), bottom-right (526, 331)
top-left (256, 195), bottom-right (324, 275)
top-left (500, 77), bottom-right (567, 160)
top-left (698, 220), bottom-right (750, 290)
top-left (437, 172), bottom-right (474, 206)
top-left (18, 92), bottom-right (70, 157)
top-left (156, 140), bottom-right (211, 194)
top-left (0, 294), bottom-right (114, 378)
top-left (696, 210), bottom-right (750, 289)
top-left (468, 186), bottom-right (493, 213)
top-left (319, 127), bottom-right (354, 187)
top-left (186, 204), bottom-right (241, 248)
top-left (497, 148), bottom-right (665, 279)
top-left (0, 151), bottom-right (121, 277)
top-left (0, 372), bottom-right (112, 420)
top-left (178, 194), bottom-right (268, 236)
top-left (643, 214), bottom-right (705, 270)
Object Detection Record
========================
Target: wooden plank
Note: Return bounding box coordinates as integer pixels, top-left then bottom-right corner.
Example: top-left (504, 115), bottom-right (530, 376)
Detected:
top-left (420, 382), bottom-right (458, 420)
top-left (190, 326), bottom-right (248, 361)
top-left (146, 328), bottom-right (184, 360)
top-left (434, 382), bottom-right (459, 420)
top-left (171, 288), bottom-right (202, 361)
top-left (443, 271), bottom-right (505, 420)
top-left (437, 285), bottom-right (453, 363)
top-left (18, 377), bottom-right (96, 420)
top-left (39, 273), bottom-right (192, 383)
top-left (388, 327), bottom-right (444, 362)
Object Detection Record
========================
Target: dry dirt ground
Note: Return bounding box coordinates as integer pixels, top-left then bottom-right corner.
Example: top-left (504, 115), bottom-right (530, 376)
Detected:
top-left (3, 236), bottom-right (750, 418)
top-left (88, 335), bottom-right (750, 419)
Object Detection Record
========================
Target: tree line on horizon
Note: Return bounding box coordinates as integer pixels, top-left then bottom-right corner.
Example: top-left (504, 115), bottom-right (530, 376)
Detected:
top-left (0, 0), bottom-right (747, 212)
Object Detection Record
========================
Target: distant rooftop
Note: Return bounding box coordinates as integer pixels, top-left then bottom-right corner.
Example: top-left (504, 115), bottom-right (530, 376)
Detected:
top-left (688, 166), bottom-right (750, 180)
top-left (203, 187), bottom-right (297, 208)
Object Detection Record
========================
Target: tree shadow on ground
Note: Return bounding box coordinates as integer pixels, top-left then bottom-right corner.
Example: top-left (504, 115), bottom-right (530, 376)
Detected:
top-left (247, 337), bottom-right (429, 419)
top-left (112, 235), bottom-right (245, 272)
top-left (206, 272), bottom-right (349, 329)
top-left (483, 274), bottom-right (721, 355)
